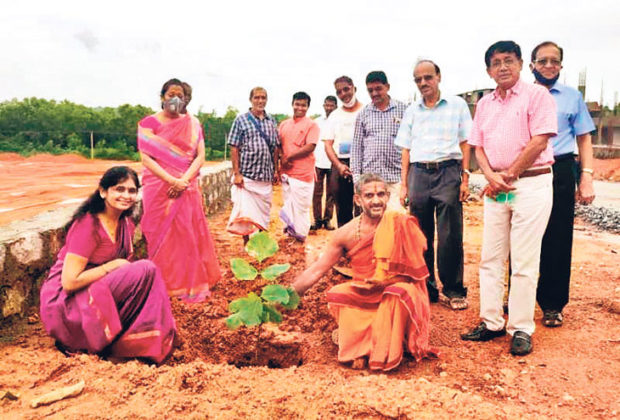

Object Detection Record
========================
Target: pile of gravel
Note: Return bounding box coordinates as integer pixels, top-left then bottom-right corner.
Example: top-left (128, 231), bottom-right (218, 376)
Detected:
top-left (575, 204), bottom-right (620, 234)
top-left (468, 180), bottom-right (620, 234)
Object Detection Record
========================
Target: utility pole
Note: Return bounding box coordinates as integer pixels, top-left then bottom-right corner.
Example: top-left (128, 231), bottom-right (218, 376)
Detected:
top-left (90, 131), bottom-right (94, 159)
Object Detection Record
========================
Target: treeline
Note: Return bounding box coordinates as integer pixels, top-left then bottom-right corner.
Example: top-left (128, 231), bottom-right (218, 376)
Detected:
top-left (0, 98), bottom-right (283, 161)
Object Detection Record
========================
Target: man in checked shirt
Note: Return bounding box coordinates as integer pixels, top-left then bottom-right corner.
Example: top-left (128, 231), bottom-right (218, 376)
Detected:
top-left (351, 71), bottom-right (407, 211)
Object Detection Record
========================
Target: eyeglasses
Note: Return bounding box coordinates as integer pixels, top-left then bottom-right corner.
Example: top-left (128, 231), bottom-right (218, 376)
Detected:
top-left (111, 186), bottom-right (139, 195)
top-left (414, 75), bottom-right (435, 84)
top-left (490, 58), bottom-right (519, 69)
top-left (533, 58), bottom-right (562, 67)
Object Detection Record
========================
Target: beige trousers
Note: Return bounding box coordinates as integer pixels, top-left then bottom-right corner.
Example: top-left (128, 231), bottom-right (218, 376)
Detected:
top-left (479, 173), bottom-right (553, 336)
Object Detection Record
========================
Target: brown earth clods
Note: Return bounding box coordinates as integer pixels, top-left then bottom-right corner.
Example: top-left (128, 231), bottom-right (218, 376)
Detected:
top-left (0, 154), bottom-right (619, 419)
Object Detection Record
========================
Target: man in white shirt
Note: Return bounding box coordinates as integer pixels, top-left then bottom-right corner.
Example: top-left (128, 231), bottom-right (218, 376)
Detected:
top-left (312, 95), bottom-right (338, 230)
top-left (323, 76), bottom-right (364, 227)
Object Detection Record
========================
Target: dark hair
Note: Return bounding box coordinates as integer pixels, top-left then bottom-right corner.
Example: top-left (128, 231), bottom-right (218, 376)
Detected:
top-left (65, 166), bottom-right (140, 230)
top-left (531, 41), bottom-right (563, 62)
top-left (415, 59), bottom-right (441, 75)
top-left (334, 75), bottom-right (354, 86)
top-left (182, 82), bottom-right (193, 105)
top-left (354, 173), bottom-right (387, 194)
top-left (249, 86), bottom-right (267, 100)
top-left (324, 95), bottom-right (337, 104)
top-left (292, 91), bottom-right (311, 106)
top-left (484, 41), bottom-right (522, 68)
top-left (160, 78), bottom-right (184, 98)
top-left (365, 71), bottom-right (388, 85)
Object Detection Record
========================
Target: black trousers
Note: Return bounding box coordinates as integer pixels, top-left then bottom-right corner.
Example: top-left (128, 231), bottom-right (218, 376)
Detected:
top-left (537, 155), bottom-right (576, 312)
top-left (408, 161), bottom-right (466, 299)
top-left (328, 158), bottom-right (354, 227)
top-left (312, 167), bottom-right (335, 223)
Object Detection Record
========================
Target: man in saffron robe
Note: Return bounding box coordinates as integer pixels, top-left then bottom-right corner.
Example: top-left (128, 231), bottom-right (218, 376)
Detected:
top-left (292, 173), bottom-right (436, 371)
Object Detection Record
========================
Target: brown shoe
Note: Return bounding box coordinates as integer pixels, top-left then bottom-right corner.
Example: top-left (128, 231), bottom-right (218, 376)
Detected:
top-left (351, 357), bottom-right (367, 370)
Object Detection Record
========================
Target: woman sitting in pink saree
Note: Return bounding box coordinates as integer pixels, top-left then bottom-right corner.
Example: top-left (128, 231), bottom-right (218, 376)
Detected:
top-left (138, 78), bottom-right (221, 302)
top-left (40, 166), bottom-right (177, 364)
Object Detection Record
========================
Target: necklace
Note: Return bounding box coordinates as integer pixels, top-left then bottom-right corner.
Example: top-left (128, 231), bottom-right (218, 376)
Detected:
top-left (356, 214), bottom-right (363, 241)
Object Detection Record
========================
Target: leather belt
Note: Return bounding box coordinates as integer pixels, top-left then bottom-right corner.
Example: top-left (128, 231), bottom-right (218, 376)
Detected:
top-left (412, 159), bottom-right (459, 170)
top-left (519, 167), bottom-right (551, 178)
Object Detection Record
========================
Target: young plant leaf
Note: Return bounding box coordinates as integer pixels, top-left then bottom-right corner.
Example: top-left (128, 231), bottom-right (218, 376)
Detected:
top-left (226, 312), bottom-right (244, 330)
top-left (230, 258), bottom-right (258, 280)
top-left (261, 304), bottom-right (283, 323)
top-left (281, 287), bottom-right (301, 310)
top-left (245, 232), bottom-right (278, 263)
top-left (228, 292), bottom-right (264, 327)
top-left (261, 284), bottom-right (290, 305)
top-left (261, 263), bottom-right (291, 281)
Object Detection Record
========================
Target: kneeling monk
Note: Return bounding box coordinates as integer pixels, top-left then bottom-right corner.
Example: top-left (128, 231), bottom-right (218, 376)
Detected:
top-left (293, 173), bottom-right (437, 371)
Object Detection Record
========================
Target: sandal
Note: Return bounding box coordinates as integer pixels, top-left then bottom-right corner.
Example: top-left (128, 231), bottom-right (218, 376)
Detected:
top-left (542, 310), bottom-right (563, 327)
top-left (441, 295), bottom-right (469, 310)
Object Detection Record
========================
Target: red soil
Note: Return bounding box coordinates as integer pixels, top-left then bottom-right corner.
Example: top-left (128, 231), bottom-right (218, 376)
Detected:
top-left (0, 154), bottom-right (618, 419)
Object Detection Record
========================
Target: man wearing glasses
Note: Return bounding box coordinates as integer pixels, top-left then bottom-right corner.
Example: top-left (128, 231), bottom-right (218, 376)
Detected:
top-left (461, 41), bottom-right (557, 356)
top-left (395, 60), bottom-right (472, 310)
top-left (530, 41), bottom-right (596, 328)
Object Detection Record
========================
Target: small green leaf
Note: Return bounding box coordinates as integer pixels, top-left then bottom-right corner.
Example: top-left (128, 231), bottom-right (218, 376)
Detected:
top-left (261, 284), bottom-right (290, 305)
top-left (245, 232), bottom-right (279, 263)
top-left (228, 293), bottom-right (264, 326)
top-left (261, 304), bottom-right (283, 323)
top-left (281, 287), bottom-right (300, 310)
top-left (261, 263), bottom-right (291, 281)
top-left (226, 313), bottom-right (243, 330)
top-left (230, 258), bottom-right (258, 280)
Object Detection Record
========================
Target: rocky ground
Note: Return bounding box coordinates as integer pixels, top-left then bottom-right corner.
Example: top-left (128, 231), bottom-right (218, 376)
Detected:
top-left (0, 154), bottom-right (619, 419)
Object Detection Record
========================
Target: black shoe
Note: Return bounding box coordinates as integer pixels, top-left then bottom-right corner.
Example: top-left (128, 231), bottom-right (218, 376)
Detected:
top-left (542, 310), bottom-right (563, 328)
top-left (461, 322), bottom-right (506, 341)
top-left (323, 220), bottom-right (335, 231)
top-left (427, 286), bottom-right (439, 303)
top-left (310, 222), bottom-right (322, 231)
top-left (510, 331), bottom-right (532, 355)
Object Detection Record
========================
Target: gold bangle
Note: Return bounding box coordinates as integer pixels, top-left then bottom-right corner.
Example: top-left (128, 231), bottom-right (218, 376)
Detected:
top-left (581, 168), bottom-right (594, 175)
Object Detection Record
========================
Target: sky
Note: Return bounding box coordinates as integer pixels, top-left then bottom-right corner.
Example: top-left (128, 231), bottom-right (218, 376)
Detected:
top-left (2, 0), bottom-right (619, 117)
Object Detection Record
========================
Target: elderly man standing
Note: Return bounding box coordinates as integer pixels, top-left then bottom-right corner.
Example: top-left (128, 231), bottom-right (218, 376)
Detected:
top-left (351, 71), bottom-right (407, 211)
top-left (226, 87), bottom-right (280, 242)
top-left (311, 95), bottom-right (338, 231)
top-left (395, 60), bottom-right (472, 309)
top-left (279, 92), bottom-right (320, 242)
top-left (529, 41), bottom-right (596, 328)
top-left (323, 76), bottom-right (364, 227)
top-left (461, 41), bottom-right (557, 356)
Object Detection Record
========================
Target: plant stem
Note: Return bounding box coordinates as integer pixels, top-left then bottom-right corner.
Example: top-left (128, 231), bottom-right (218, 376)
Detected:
top-left (255, 324), bottom-right (262, 364)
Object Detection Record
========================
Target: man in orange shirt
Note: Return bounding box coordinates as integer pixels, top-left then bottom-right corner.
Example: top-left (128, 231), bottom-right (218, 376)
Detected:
top-left (279, 92), bottom-right (320, 241)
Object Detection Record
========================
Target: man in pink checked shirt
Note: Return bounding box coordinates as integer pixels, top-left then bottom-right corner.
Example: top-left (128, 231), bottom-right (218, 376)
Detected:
top-left (461, 40), bottom-right (557, 356)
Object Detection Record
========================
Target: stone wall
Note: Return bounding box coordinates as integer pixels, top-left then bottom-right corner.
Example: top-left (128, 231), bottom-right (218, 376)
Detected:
top-left (0, 162), bottom-right (231, 324)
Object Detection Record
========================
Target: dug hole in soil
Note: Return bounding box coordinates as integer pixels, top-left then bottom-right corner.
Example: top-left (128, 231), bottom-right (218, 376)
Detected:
top-left (1, 170), bottom-right (619, 418)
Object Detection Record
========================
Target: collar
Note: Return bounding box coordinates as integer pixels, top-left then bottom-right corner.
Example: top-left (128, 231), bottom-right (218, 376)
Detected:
top-left (491, 77), bottom-right (523, 100)
top-left (370, 97), bottom-right (396, 112)
top-left (247, 109), bottom-right (272, 121)
top-left (549, 81), bottom-right (565, 94)
top-left (417, 93), bottom-right (447, 110)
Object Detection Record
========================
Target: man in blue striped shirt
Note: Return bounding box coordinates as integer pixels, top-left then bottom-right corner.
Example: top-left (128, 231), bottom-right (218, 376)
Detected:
top-left (395, 60), bottom-right (472, 309)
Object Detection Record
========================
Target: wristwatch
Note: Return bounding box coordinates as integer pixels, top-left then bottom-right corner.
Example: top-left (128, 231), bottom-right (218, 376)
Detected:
top-left (581, 168), bottom-right (594, 175)
top-left (462, 169), bottom-right (471, 176)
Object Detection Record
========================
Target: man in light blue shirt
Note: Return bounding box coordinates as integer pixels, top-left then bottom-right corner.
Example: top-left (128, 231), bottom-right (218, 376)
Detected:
top-left (395, 60), bottom-right (472, 310)
top-left (530, 41), bottom-right (596, 328)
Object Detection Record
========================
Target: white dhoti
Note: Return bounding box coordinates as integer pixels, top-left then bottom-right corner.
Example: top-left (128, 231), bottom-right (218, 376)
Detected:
top-left (226, 177), bottom-right (272, 236)
top-left (280, 174), bottom-right (314, 241)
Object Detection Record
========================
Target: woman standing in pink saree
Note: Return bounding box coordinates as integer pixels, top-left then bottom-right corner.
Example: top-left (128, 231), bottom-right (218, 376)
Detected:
top-left (138, 79), bottom-right (221, 302)
top-left (40, 166), bottom-right (177, 364)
